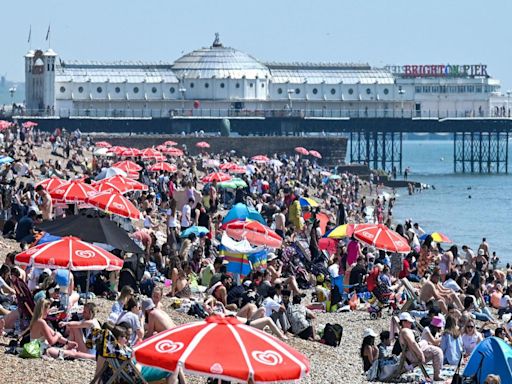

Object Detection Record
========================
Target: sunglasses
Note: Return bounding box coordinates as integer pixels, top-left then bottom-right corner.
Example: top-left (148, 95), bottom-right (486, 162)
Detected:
top-left (466, 325), bottom-right (475, 329)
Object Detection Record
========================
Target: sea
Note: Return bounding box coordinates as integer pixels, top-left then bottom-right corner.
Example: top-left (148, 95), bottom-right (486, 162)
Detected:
top-left (374, 140), bottom-right (512, 265)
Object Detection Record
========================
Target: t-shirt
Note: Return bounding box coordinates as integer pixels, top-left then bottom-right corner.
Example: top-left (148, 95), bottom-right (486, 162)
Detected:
top-left (346, 240), bottom-right (360, 266)
top-left (181, 204), bottom-right (192, 227)
top-left (286, 304), bottom-right (310, 335)
top-left (443, 279), bottom-right (461, 293)
top-left (328, 264), bottom-right (340, 279)
top-left (0, 276), bottom-right (7, 289)
top-left (166, 209), bottom-right (177, 228)
top-left (399, 259), bottom-right (410, 279)
top-left (15, 216), bottom-right (34, 241)
top-left (349, 264), bottom-right (366, 286)
top-left (116, 311), bottom-right (141, 346)
top-left (262, 297), bottom-right (281, 317)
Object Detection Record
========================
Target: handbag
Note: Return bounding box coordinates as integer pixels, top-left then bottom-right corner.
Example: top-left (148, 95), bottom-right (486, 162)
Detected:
top-left (19, 339), bottom-right (42, 359)
top-left (451, 353), bottom-right (463, 384)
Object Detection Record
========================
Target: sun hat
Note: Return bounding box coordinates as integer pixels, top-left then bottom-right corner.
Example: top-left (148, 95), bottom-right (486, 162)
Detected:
top-left (267, 252), bottom-right (278, 262)
top-left (399, 312), bottom-right (415, 323)
top-left (141, 298), bottom-right (155, 312)
top-left (363, 328), bottom-right (378, 338)
top-left (478, 249), bottom-right (485, 256)
top-left (431, 315), bottom-right (445, 328)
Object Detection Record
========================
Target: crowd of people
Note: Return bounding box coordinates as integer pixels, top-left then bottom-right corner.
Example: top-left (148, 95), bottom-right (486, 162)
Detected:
top-left (0, 122), bottom-right (508, 383)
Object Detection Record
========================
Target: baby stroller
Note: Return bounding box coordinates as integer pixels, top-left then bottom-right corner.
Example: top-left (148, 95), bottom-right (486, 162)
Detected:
top-left (367, 282), bottom-right (400, 319)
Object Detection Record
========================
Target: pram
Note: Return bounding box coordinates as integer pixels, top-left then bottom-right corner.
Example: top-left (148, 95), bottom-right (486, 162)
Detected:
top-left (367, 282), bottom-right (401, 319)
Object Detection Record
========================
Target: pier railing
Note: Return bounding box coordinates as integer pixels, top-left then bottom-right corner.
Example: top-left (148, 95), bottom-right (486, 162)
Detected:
top-left (9, 107), bottom-right (511, 120)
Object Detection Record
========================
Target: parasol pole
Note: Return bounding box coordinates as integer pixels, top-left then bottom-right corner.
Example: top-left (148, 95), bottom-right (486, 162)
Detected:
top-left (85, 270), bottom-right (90, 304)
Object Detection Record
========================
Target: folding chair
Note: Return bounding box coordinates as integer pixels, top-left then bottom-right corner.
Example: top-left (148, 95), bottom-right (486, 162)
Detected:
top-left (389, 341), bottom-right (430, 382)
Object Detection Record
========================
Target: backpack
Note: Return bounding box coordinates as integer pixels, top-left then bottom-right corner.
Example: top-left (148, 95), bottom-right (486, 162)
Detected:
top-left (322, 323), bottom-right (343, 347)
top-left (330, 284), bottom-right (343, 306)
top-left (188, 302), bottom-right (208, 319)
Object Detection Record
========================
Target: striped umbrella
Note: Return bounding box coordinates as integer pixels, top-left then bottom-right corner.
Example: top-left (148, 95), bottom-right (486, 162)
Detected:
top-left (120, 148), bottom-right (143, 157)
top-left (96, 175), bottom-right (148, 193)
top-left (49, 180), bottom-right (98, 203)
top-left (201, 172), bottom-right (232, 183)
top-left (162, 147), bottom-right (184, 157)
top-left (294, 147), bottom-right (309, 155)
top-left (148, 162), bottom-right (177, 173)
top-left (141, 148), bottom-right (165, 161)
top-left (163, 140), bottom-right (178, 146)
top-left (35, 176), bottom-right (68, 192)
top-left (251, 155), bottom-right (269, 163)
top-left (95, 141), bottom-right (112, 148)
top-left (309, 150), bottom-right (322, 159)
top-left (86, 192), bottom-right (142, 220)
top-left (196, 141), bottom-right (210, 149)
top-left (112, 160), bottom-right (143, 173)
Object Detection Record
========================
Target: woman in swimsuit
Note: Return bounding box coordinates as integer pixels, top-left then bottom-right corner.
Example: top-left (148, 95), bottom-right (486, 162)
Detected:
top-left (30, 299), bottom-right (94, 360)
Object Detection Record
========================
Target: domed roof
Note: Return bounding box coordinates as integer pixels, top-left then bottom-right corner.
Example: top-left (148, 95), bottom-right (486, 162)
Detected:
top-left (171, 34), bottom-right (270, 80)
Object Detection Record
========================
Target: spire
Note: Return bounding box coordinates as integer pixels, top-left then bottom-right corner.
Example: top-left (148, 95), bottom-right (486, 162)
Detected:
top-left (212, 32), bottom-right (222, 48)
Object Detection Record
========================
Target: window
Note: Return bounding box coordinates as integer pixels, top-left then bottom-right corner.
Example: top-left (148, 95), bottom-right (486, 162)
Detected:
top-left (366, 88), bottom-right (371, 95)
top-left (249, 83), bottom-right (254, 88)
top-left (205, 83), bottom-right (209, 88)
top-left (383, 88), bottom-right (389, 95)
top-left (78, 86), bottom-right (84, 93)
top-left (295, 88), bottom-right (300, 94)
top-left (277, 88), bottom-right (283, 94)
top-left (458, 86), bottom-right (465, 93)
top-left (261, 83), bottom-right (265, 88)
top-left (97, 87), bottom-right (103, 93)
top-left (133, 87), bottom-right (139, 94)
top-left (220, 83), bottom-right (225, 88)
top-left (60, 86), bottom-right (66, 93)
top-left (348, 88), bottom-right (353, 95)
top-left (312, 88), bottom-right (318, 95)
top-left (330, 88), bottom-right (336, 95)
top-left (115, 87), bottom-right (121, 93)
top-left (235, 83), bottom-right (240, 88)
top-left (415, 86), bottom-right (422, 93)
top-left (190, 83), bottom-right (194, 88)
top-left (151, 87), bottom-right (157, 93)
top-left (170, 87), bottom-right (175, 93)
top-left (422, 86), bottom-right (431, 93)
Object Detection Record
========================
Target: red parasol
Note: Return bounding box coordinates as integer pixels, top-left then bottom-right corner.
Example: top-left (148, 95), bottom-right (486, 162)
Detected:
top-left (95, 141), bottom-right (112, 148)
top-left (96, 175), bottom-right (148, 193)
top-left (163, 140), bottom-right (178, 146)
top-left (35, 177), bottom-right (68, 192)
top-left (251, 155), bottom-right (269, 163)
top-left (22, 121), bottom-right (38, 128)
top-left (303, 212), bottom-right (329, 236)
top-left (120, 148), bottom-right (143, 157)
top-left (15, 236), bottom-right (124, 271)
top-left (318, 238), bottom-right (339, 255)
top-left (353, 223), bottom-right (411, 254)
top-left (112, 160), bottom-right (143, 173)
top-left (294, 147), bottom-right (309, 156)
top-left (309, 150), bottom-right (322, 159)
top-left (0, 120), bottom-right (13, 131)
top-left (201, 172), bottom-right (232, 183)
top-left (162, 147), bottom-right (184, 157)
top-left (219, 162), bottom-right (237, 171)
top-left (49, 180), bottom-right (98, 203)
top-left (86, 192), bottom-right (142, 220)
top-left (228, 165), bottom-right (247, 174)
top-left (141, 148), bottom-right (165, 161)
top-left (133, 314), bottom-right (310, 383)
top-left (225, 220), bottom-right (282, 248)
top-left (148, 162), bottom-right (177, 173)
top-left (110, 146), bottom-right (128, 155)
top-left (196, 141), bottom-right (210, 149)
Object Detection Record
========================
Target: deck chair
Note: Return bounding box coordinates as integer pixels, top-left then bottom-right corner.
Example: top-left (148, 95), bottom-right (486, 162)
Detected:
top-left (389, 341), bottom-right (430, 382)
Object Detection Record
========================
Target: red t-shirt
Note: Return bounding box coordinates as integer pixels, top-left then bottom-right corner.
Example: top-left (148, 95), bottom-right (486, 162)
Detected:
top-left (367, 267), bottom-right (380, 292)
top-left (399, 259), bottom-right (410, 279)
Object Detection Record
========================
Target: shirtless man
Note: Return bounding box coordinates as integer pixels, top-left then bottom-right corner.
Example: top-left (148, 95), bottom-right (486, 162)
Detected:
top-left (36, 185), bottom-right (53, 221)
top-left (142, 298), bottom-right (175, 338)
top-left (419, 270), bottom-right (463, 314)
top-left (399, 312), bottom-right (444, 381)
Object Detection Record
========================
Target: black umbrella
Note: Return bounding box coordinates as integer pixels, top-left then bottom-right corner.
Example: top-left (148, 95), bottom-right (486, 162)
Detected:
top-left (37, 214), bottom-right (143, 253)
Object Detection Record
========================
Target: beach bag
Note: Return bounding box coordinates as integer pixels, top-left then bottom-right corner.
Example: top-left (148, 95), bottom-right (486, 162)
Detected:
top-left (19, 339), bottom-right (41, 359)
top-left (450, 354), bottom-right (463, 384)
top-left (322, 323), bottom-right (343, 347)
top-left (378, 356), bottom-right (400, 381)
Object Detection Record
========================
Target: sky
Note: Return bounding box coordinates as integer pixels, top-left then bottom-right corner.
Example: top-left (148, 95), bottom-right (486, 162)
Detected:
top-left (2, 0), bottom-right (512, 91)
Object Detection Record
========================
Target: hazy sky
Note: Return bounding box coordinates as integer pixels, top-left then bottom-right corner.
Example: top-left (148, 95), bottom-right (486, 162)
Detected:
top-left (2, 0), bottom-right (512, 91)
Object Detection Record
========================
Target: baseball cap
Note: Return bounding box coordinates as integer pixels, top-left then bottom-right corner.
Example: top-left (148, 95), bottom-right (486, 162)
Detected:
top-left (267, 253), bottom-right (278, 261)
top-left (431, 316), bottom-right (445, 328)
top-left (399, 312), bottom-right (415, 323)
top-left (141, 298), bottom-right (155, 312)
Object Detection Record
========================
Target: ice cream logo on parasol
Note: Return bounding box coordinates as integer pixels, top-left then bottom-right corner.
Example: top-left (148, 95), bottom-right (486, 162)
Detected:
top-left (155, 340), bottom-right (184, 354)
top-left (48, 258), bottom-right (56, 267)
top-left (112, 202), bottom-right (125, 210)
top-left (394, 240), bottom-right (405, 247)
top-left (25, 248), bottom-right (38, 255)
top-left (75, 250), bottom-right (96, 259)
top-left (55, 189), bottom-right (65, 194)
top-left (210, 363), bottom-right (224, 374)
top-left (361, 231), bottom-right (375, 240)
top-left (86, 191), bottom-right (97, 197)
top-left (252, 350), bottom-right (283, 366)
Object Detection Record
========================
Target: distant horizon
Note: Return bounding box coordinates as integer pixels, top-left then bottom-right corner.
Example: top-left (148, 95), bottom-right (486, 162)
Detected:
top-left (2, 0), bottom-right (512, 92)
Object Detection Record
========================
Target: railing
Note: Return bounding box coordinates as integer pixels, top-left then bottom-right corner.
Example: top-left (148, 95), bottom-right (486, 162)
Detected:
top-left (9, 107), bottom-right (511, 120)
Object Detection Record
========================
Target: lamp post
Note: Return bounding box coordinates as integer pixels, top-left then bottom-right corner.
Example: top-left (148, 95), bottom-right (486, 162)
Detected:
top-left (507, 90), bottom-right (511, 118)
top-left (398, 87), bottom-right (405, 118)
top-left (287, 89), bottom-right (294, 114)
top-left (9, 86), bottom-right (16, 101)
top-left (179, 87), bottom-right (186, 115)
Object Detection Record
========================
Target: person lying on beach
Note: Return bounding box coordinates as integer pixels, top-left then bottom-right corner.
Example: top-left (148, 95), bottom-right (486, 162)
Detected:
top-left (419, 269), bottom-right (463, 314)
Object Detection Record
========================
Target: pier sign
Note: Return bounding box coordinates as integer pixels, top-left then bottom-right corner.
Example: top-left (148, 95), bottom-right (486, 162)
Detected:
top-left (385, 64), bottom-right (489, 78)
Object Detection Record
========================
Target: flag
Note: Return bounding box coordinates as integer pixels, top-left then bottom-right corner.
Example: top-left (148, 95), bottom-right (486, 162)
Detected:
top-left (27, 25), bottom-right (31, 44)
top-left (248, 249), bottom-right (268, 271)
top-left (220, 246), bottom-right (251, 277)
top-left (45, 24), bottom-right (51, 41)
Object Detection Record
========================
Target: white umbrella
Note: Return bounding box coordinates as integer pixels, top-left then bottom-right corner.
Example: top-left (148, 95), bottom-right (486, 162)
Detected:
top-left (95, 167), bottom-right (128, 180)
top-left (269, 159), bottom-right (283, 167)
top-left (93, 147), bottom-right (114, 157)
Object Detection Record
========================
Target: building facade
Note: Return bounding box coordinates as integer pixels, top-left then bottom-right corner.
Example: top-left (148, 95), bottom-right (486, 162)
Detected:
top-left (23, 34), bottom-right (510, 120)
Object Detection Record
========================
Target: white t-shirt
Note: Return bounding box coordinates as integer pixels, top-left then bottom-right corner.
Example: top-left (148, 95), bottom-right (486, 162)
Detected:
top-left (500, 295), bottom-right (511, 309)
top-left (328, 264), bottom-right (339, 279)
top-left (181, 204), bottom-right (191, 227)
top-left (166, 209), bottom-right (177, 228)
top-left (262, 297), bottom-right (281, 317)
top-left (443, 279), bottom-right (462, 292)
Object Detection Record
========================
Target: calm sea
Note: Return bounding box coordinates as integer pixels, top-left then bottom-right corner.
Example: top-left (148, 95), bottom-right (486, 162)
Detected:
top-left (355, 140), bottom-right (512, 264)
